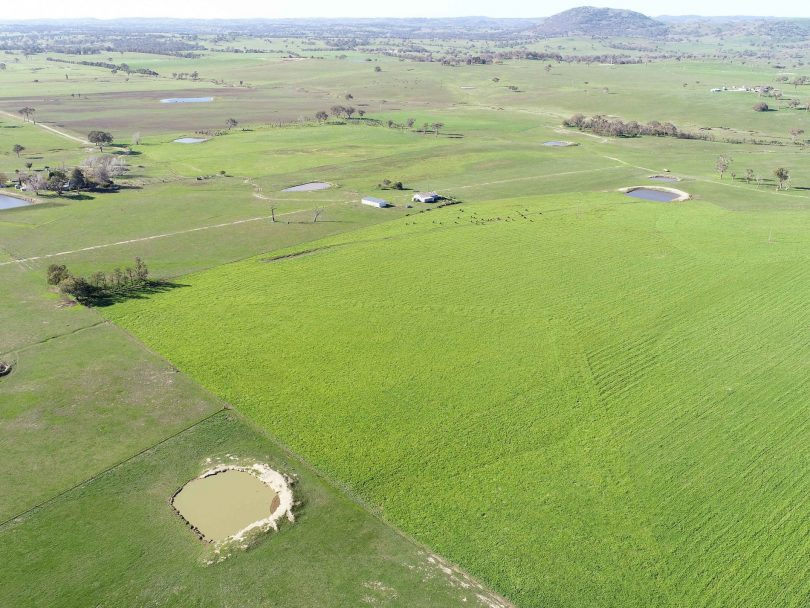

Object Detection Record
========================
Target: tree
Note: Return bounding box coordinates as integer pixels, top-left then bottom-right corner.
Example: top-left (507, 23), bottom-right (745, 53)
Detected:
top-left (24, 172), bottom-right (46, 194)
top-left (134, 257), bottom-right (149, 282)
top-left (715, 155), bottom-right (731, 179)
top-left (47, 169), bottom-right (68, 196)
top-left (406, 118), bottom-right (416, 129)
top-left (345, 107), bottom-right (356, 119)
top-left (344, 93), bottom-right (353, 100)
top-left (358, 109), bottom-right (366, 118)
top-left (46, 264), bottom-right (70, 286)
top-left (374, 66), bottom-right (382, 72)
top-left (790, 127), bottom-right (805, 143)
top-left (432, 122), bottom-right (444, 136)
top-left (12, 144), bottom-right (24, 157)
top-left (58, 275), bottom-right (94, 301)
top-left (313, 207), bottom-right (324, 223)
top-left (745, 168), bottom-right (754, 183)
top-left (226, 118), bottom-right (238, 130)
top-left (132, 132), bottom-right (141, 146)
top-left (315, 110), bottom-right (328, 122)
top-left (753, 102), bottom-right (769, 112)
top-left (69, 167), bottom-right (86, 193)
top-left (17, 107), bottom-right (35, 122)
top-left (774, 167), bottom-right (790, 190)
top-left (330, 105), bottom-right (345, 118)
top-left (87, 130), bottom-right (113, 152)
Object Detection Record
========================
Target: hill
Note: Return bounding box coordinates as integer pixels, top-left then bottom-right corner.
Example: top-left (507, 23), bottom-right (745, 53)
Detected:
top-left (536, 6), bottom-right (667, 37)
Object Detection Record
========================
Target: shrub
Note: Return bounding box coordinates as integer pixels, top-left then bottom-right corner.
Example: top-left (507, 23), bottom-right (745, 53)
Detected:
top-left (46, 264), bottom-right (70, 286)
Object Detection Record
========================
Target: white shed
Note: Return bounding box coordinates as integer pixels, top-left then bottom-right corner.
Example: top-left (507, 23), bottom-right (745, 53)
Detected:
top-left (412, 192), bottom-right (440, 203)
top-left (362, 196), bottom-right (390, 208)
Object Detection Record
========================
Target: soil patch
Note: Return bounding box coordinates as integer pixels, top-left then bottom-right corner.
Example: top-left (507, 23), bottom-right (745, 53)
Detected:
top-left (174, 137), bottom-right (209, 144)
top-left (648, 175), bottom-right (680, 183)
top-left (543, 141), bottom-right (577, 147)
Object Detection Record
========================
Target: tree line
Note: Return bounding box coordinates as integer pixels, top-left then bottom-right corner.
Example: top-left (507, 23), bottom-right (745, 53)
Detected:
top-left (46, 57), bottom-right (159, 76)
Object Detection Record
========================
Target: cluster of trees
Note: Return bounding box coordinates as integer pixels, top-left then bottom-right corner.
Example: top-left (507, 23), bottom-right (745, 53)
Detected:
top-left (715, 156), bottom-right (792, 190)
top-left (47, 258), bottom-right (150, 304)
top-left (8, 154), bottom-right (129, 194)
top-left (379, 179), bottom-right (404, 190)
top-left (563, 114), bottom-right (705, 140)
top-left (170, 71), bottom-right (200, 80)
top-left (321, 105), bottom-right (366, 120)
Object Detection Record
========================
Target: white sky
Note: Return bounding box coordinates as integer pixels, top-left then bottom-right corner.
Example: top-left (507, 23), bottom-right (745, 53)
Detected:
top-left (8, 0), bottom-right (810, 20)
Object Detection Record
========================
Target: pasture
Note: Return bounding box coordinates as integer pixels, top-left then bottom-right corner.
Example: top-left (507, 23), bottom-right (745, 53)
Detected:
top-left (2, 31), bottom-right (810, 607)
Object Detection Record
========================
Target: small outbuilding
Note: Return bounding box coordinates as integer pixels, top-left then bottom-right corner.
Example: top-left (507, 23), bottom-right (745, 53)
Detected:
top-left (412, 192), bottom-right (440, 203)
top-left (362, 196), bottom-right (390, 208)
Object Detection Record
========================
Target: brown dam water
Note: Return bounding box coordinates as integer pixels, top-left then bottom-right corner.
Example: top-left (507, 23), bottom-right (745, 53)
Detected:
top-left (173, 469), bottom-right (280, 542)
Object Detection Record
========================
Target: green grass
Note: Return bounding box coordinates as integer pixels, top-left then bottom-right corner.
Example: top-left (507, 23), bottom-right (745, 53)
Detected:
top-left (3, 38), bottom-right (810, 607)
top-left (106, 193), bottom-right (810, 607)
top-left (0, 410), bottom-right (501, 608)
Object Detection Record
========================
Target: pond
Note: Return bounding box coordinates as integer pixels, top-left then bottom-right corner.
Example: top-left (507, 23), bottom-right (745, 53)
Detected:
top-left (282, 182), bottom-right (332, 192)
top-left (174, 137), bottom-right (208, 144)
top-left (0, 194), bottom-right (31, 210)
top-left (173, 469), bottom-right (280, 543)
top-left (625, 188), bottom-right (680, 202)
top-left (160, 97), bottom-right (214, 104)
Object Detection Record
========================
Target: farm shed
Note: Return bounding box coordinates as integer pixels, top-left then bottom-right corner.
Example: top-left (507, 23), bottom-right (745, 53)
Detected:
top-left (362, 196), bottom-right (390, 208)
top-left (413, 192), bottom-right (440, 203)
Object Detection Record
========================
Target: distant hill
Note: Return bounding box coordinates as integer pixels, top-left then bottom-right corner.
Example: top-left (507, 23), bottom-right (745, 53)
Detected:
top-left (535, 6), bottom-right (667, 37)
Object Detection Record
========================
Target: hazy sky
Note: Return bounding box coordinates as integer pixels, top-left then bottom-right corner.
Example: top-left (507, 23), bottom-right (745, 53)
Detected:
top-left (11, 0), bottom-right (810, 20)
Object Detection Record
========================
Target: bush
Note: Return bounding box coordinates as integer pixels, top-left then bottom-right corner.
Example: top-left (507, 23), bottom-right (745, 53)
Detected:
top-left (46, 264), bottom-right (70, 286)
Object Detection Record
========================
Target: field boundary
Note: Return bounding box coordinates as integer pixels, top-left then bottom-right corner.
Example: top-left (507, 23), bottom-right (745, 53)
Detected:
top-left (0, 201), bottom-right (349, 267)
top-left (0, 407), bottom-right (227, 529)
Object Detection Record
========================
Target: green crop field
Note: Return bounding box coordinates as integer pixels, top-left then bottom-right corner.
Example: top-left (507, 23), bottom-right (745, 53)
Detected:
top-left (2, 17), bottom-right (810, 608)
top-left (104, 193), bottom-right (810, 607)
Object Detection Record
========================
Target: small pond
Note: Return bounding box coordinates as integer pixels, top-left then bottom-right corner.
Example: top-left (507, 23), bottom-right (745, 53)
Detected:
top-left (625, 188), bottom-right (680, 202)
top-left (649, 175), bottom-right (679, 183)
top-left (0, 194), bottom-right (31, 210)
top-left (173, 469), bottom-right (279, 543)
top-left (282, 182), bottom-right (332, 192)
top-left (160, 97), bottom-right (214, 104)
top-left (174, 137), bottom-right (209, 144)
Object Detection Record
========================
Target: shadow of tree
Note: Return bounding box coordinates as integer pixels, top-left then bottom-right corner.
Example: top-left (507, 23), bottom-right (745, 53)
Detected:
top-left (81, 280), bottom-right (189, 307)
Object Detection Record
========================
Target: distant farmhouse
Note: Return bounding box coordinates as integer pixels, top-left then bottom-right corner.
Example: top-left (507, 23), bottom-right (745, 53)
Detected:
top-left (412, 191), bottom-right (441, 203)
top-left (361, 196), bottom-right (390, 208)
